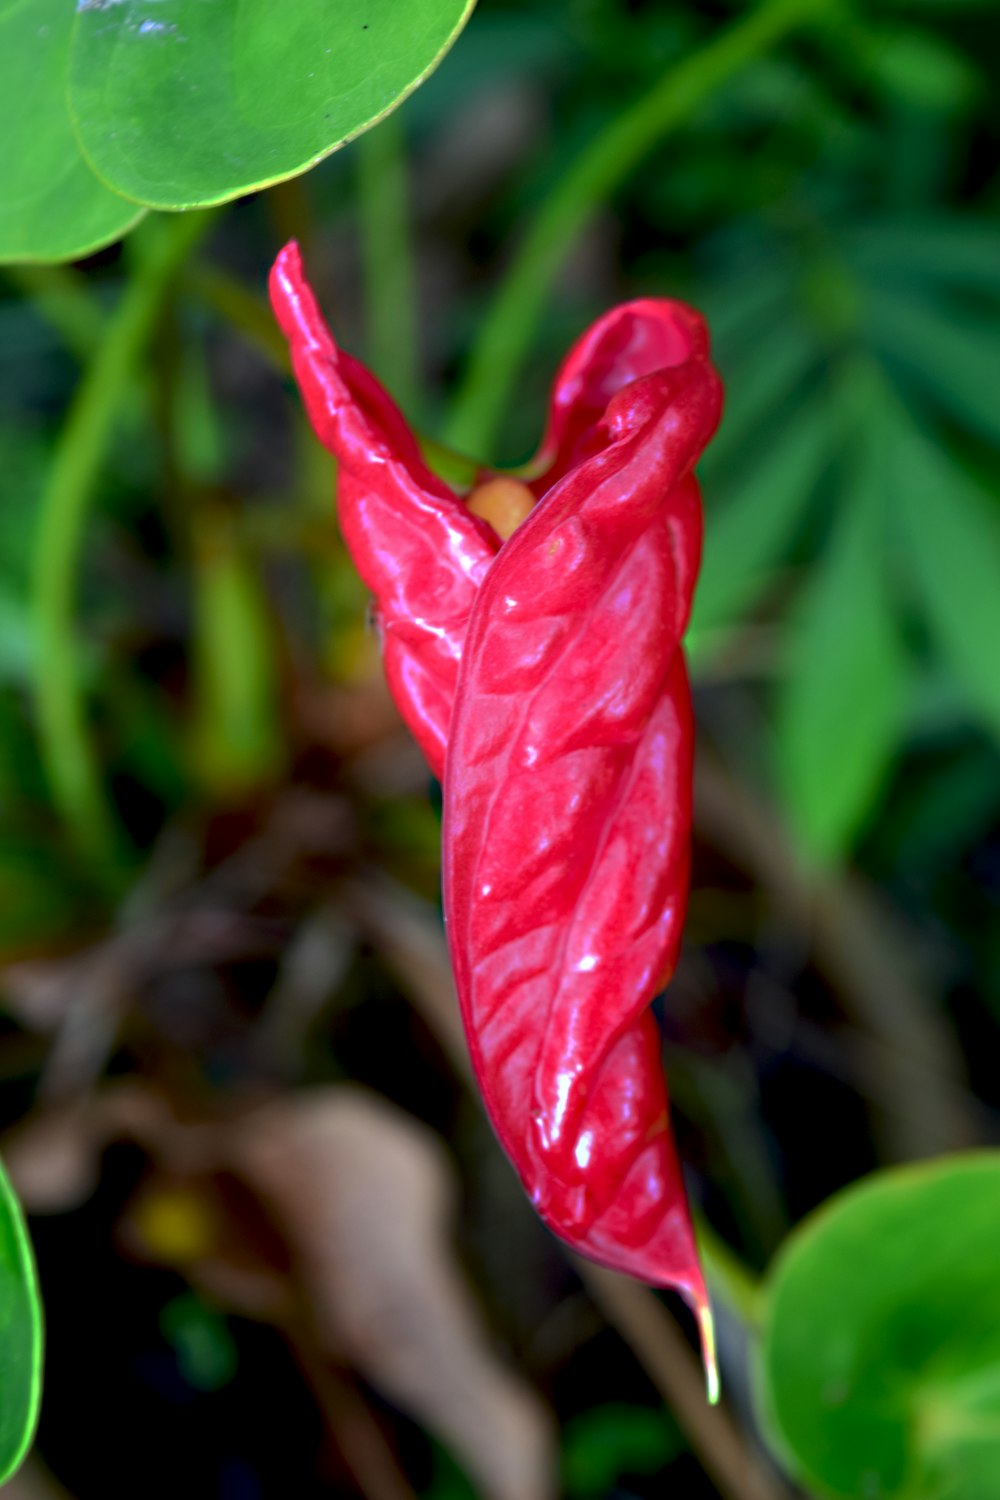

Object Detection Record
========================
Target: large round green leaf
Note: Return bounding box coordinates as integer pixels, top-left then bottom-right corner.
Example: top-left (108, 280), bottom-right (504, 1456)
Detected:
top-left (758, 1155), bottom-right (1000, 1500)
top-left (0, 1156), bottom-right (43, 1483)
top-left (69, 0), bottom-right (477, 210)
top-left (0, 0), bottom-right (143, 264)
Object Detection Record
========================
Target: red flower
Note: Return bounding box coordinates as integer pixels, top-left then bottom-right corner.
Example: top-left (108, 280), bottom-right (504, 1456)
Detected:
top-left (270, 242), bottom-right (723, 1392)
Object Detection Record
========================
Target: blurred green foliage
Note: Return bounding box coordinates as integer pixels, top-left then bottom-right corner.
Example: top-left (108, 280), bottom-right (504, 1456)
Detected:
top-left (160, 1293), bottom-right (239, 1395)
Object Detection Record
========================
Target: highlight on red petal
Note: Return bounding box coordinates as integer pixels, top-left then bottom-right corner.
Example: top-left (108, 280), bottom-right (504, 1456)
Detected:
top-left (269, 241), bottom-right (499, 778)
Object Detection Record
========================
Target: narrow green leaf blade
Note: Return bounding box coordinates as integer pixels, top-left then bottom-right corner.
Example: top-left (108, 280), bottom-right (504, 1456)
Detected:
top-left (691, 392), bottom-right (834, 647)
top-left (842, 219), bottom-right (1000, 300)
top-left (0, 1156), bottom-right (43, 1484)
top-left (0, 0), bottom-right (143, 264)
top-left (703, 323), bottom-right (819, 474)
top-left (69, 0), bottom-right (477, 210)
top-left (774, 424), bottom-right (906, 864)
top-left (891, 405), bottom-right (1000, 743)
top-left (869, 290), bottom-right (1000, 450)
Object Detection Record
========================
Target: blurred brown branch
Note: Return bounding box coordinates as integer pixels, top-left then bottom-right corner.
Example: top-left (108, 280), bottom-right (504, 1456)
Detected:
top-left (694, 753), bottom-right (981, 1160)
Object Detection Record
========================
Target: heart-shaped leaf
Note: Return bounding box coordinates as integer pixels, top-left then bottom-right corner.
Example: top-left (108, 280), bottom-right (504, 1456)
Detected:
top-left (0, 0), bottom-right (143, 264)
top-left (70, 0), bottom-right (477, 210)
top-left (758, 1154), bottom-right (1000, 1500)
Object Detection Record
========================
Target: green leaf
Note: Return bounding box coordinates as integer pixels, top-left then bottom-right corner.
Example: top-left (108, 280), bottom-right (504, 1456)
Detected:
top-left (0, 595), bottom-right (32, 683)
top-left (189, 508), bottom-right (286, 799)
top-left (0, 1156), bottom-right (43, 1484)
top-left (865, 28), bottom-right (981, 114)
top-left (0, 0), bottom-right (143, 265)
top-left (701, 256), bottom-right (795, 360)
top-left (869, 290), bottom-right (1000, 450)
top-left (704, 322), bottom-right (819, 474)
top-left (758, 1154), bottom-right (1000, 1500)
top-left (690, 392), bottom-right (834, 648)
top-left (774, 413), bottom-right (907, 864)
top-left (842, 220), bottom-right (1000, 300)
top-left (69, 0), bottom-right (477, 211)
top-left (890, 406), bottom-right (1000, 744)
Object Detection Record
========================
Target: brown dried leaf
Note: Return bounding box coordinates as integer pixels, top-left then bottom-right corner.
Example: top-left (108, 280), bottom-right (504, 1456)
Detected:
top-left (236, 1088), bottom-right (557, 1500)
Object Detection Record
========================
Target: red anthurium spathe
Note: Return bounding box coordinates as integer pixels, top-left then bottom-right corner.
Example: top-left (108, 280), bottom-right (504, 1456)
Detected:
top-left (270, 242), bottom-right (724, 1396)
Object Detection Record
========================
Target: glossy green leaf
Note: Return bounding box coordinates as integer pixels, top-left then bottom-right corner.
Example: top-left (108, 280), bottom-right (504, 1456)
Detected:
top-left (890, 405), bottom-right (1000, 743)
top-left (690, 392), bottom-right (833, 649)
top-left (758, 1154), bottom-right (1000, 1500)
top-left (0, 1156), bottom-right (43, 1484)
top-left (774, 414), bottom-right (906, 864)
top-left (0, 0), bottom-right (143, 264)
top-left (69, 0), bottom-right (477, 210)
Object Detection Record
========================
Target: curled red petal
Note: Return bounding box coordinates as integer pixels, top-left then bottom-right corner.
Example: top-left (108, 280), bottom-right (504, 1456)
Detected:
top-left (269, 242), bottom-right (499, 778)
top-left (442, 352), bottom-right (721, 1352)
top-left (531, 298), bottom-right (711, 494)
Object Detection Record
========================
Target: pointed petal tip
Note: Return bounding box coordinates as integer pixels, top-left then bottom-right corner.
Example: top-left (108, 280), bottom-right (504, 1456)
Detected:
top-left (272, 237), bottom-right (301, 280)
top-left (268, 241), bottom-right (337, 364)
top-left (697, 1296), bottom-right (720, 1405)
top-left (269, 239), bottom-right (299, 305)
top-left (268, 241), bottom-right (301, 333)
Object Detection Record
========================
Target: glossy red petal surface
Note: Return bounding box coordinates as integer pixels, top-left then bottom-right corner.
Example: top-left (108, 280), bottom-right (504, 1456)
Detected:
top-left (270, 242), bottom-right (498, 778)
top-left (442, 358), bottom-right (721, 1336)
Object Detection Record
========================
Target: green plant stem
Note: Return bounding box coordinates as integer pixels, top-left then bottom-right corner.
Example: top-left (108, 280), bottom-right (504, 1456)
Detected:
top-left (445, 0), bottom-right (830, 460)
top-left (356, 112), bottom-right (420, 418)
top-left (32, 210), bottom-right (212, 882)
